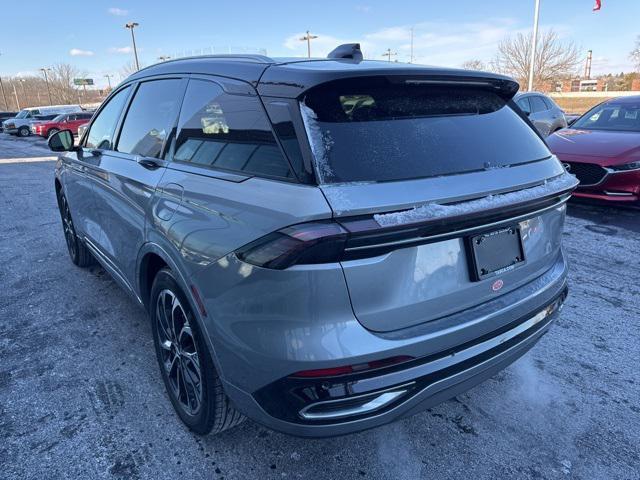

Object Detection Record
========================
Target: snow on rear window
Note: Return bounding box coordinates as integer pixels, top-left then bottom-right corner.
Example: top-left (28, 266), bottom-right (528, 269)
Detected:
top-left (299, 101), bottom-right (335, 183)
top-left (373, 172), bottom-right (578, 227)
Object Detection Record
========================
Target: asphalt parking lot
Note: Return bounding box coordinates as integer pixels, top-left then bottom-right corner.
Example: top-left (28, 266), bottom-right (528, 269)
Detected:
top-left (1, 133), bottom-right (639, 480)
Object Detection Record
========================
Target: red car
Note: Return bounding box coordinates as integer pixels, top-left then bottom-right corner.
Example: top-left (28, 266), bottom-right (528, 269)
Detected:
top-left (547, 95), bottom-right (640, 204)
top-left (32, 111), bottom-right (94, 138)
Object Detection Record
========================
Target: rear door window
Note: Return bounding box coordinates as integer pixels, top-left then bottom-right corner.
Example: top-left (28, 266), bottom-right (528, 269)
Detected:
top-left (530, 95), bottom-right (548, 113)
top-left (173, 79), bottom-right (293, 179)
top-left (85, 86), bottom-right (131, 150)
top-left (301, 77), bottom-right (551, 184)
top-left (117, 79), bottom-right (183, 158)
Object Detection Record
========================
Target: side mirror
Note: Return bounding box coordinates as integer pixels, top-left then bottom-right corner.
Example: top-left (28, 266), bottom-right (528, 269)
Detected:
top-left (48, 129), bottom-right (76, 152)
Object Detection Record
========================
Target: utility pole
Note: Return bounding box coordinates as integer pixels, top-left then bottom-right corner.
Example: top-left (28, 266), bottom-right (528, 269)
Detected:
top-left (410, 27), bottom-right (414, 64)
top-left (382, 48), bottom-right (397, 62)
top-left (527, 0), bottom-right (541, 92)
top-left (0, 52), bottom-right (9, 109)
top-left (19, 78), bottom-right (27, 106)
top-left (0, 77), bottom-right (8, 110)
top-left (104, 74), bottom-right (113, 90)
top-left (299, 30), bottom-right (318, 58)
top-left (125, 22), bottom-right (140, 71)
top-left (40, 67), bottom-right (53, 105)
top-left (12, 83), bottom-right (20, 110)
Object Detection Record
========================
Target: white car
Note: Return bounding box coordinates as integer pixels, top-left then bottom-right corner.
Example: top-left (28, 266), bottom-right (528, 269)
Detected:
top-left (2, 105), bottom-right (83, 137)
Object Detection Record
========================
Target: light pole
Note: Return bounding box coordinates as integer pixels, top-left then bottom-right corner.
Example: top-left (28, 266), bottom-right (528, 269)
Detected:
top-left (158, 55), bottom-right (171, 62)
top-left (527, 0), bottom-right (541, 92)
top-left (39, 67), bottom-right (53, 105)
top-left (382, 48), bottom-right (397, 62)
top-left (19, 78), bottom-right (27, 105)
top-left (104, 74), bottom-right (113, 89)
top-left (125, 22), bottom-right (140, 71)
top-left (299, 30), bottom-right (318, 58)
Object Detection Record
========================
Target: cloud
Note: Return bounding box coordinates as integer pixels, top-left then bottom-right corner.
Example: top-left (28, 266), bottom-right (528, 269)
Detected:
top-left (109, 46), bottom-right (133, 54)
top-left (70, 48), bottom-right (94, 57)
top-left (355, 5), bottom-right (371, 13)
top-left (108, 7), bottom-right (128, 16)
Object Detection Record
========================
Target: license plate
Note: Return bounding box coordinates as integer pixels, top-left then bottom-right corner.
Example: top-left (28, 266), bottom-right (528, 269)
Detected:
top-left (468, 226), bottom-right (525, 281)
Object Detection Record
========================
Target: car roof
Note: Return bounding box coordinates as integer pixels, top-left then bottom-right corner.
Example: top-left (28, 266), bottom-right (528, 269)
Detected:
top-left (606, 95), bottom-right (640, 105)
top-left (126, 55), bottom-right (518, 99)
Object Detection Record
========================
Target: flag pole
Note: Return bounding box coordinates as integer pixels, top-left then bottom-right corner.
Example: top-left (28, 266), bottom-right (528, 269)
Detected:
top-left (527, 0), bottom-right (541, 92)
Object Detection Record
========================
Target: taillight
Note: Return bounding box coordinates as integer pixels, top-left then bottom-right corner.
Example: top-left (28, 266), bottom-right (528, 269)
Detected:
top-left (291, 355), bottom-right (414, 378)
top-left (235, 221), bottom-right (348, 270)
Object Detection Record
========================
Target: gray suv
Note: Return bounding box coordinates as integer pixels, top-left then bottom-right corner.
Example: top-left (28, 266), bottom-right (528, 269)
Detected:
top-left (515, 92), bottom-right (568, 137)
top-left (48, 45), bottom-right (577, 437)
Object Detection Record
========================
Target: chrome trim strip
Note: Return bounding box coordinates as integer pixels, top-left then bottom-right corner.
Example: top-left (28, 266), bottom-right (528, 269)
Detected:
top-left (299, 383), bottom-right (413, 420)
top-left (602, 190), bottom-right (634, 197)
top-left (345, 195), bottom-right (569, 254)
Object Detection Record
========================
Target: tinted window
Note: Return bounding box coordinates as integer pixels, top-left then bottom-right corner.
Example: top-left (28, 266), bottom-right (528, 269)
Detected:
top-left (542, 97), bottom-right (554, 110)
top-left (86, 86), bottom-right (131, 149)
top-left (117, 79), bottom-right (182, 158)
top-left (530, 96), bottom-right (548, 113)
top-left (573, 101), bottom-right (640, 132)
top-left (516, 97), bottom-right (531, 114)
top-left (301, 77), bottom-right (550, 184)
top-left (174, 79), bottom-right (293, 178)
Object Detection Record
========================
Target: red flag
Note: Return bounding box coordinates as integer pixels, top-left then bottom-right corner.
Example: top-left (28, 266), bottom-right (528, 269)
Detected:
top-left (593, 0), bottom-right (602, 11)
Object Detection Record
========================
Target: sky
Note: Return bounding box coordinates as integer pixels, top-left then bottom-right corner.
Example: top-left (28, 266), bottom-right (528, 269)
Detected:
top-left (2, 0), bottom-right (638, 88)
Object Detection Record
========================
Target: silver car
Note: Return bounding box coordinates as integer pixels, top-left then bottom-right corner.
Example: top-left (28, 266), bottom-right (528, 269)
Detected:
top-left (48, 46), bottom-right (577, 438)
top-left (515, 92), bottom-right (568, 137)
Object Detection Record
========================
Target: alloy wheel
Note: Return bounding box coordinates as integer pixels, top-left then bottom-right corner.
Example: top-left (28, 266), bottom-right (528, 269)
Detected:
top-left (155, 289), bottom-right (203, 416)
top-left (60, 195), bottom-right (77, 260)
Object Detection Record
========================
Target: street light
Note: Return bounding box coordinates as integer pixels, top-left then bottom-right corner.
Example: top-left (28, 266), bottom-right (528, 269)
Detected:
top-left (299, 30), bottom-right (318, 58)
top-left (527, 0), bottom-right (541, 92)
top-left (104, 74), bottom-right (113, 89)
top-left (125, 22), bottom-right (140, 71)
top-left (158, 55), bottom-right (171, 62)
top-left (39, 67), bottom-right (53, 105)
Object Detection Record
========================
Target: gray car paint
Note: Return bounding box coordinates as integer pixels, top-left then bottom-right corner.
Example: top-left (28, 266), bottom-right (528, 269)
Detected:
top-left (515, 92), bottom-right (567, 137)
top-left (54, 60), bottom-right (575, 437)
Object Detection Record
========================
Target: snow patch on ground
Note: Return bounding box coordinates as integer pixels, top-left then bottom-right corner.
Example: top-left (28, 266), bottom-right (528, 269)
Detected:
top-left (374, 172), bottom-right (578, 227)
top-left (299, 101), bottom-right (335, 183)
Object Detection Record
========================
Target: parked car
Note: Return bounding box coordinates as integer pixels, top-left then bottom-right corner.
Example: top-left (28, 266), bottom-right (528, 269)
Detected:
top-left (514, 92), bottom-right (567, 136)
top-left (0, 111), bottom-right (18, 132)
top-left (32, 112), bottom-right (94, 138)
top-left (76, 122), bottom-right (89, 140)
top-left (547, 95), bottom-right (640, 203)
top-left (48, 46), bottom-right (577, 438)
top-left (2, 105), bottom-right (83, 136)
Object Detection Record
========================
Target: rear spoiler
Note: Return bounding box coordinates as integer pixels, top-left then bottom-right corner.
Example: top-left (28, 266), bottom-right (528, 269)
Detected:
top-left (258, 65), bottom-right (520, 100)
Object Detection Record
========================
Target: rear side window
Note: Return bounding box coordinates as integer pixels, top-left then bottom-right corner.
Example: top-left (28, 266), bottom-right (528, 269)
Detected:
top-left (85, 86), bottom-right (131, 150)
top-left (301, 77), bottom-right (551, 184)
top-left (530, 95), bottom-right (548, 113)
top-left (516, 98), bottom-right (531, 114)
top-left (173, 79), bottom-right (293, 179)
top-left (117, 79), bottom-right (183, 158)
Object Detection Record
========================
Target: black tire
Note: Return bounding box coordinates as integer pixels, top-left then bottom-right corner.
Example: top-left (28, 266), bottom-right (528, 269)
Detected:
top-left (56, 190), bottom-right (94, 267)
top-left (150, 268), bottom-right (244, 435)
top-left (47, 128), bottom-right (59, 139)
top-left (18, 126), bottom-right (30, 137)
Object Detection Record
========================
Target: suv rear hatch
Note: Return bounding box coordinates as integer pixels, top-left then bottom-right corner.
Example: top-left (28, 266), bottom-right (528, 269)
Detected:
top-left (299, 75), bottom-right (577, 332)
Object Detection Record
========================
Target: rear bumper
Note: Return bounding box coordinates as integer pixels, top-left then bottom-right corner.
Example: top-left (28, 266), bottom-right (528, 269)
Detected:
top-left (218, 252), bottom-right (568, 437)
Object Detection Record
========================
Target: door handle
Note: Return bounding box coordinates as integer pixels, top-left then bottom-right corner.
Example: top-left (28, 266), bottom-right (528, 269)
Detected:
top-left (136, 157), bottom-right (164, 170)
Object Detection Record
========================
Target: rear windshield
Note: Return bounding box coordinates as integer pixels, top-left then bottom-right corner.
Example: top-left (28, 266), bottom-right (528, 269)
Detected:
top-left (300, 77), bottom-right (551, 184)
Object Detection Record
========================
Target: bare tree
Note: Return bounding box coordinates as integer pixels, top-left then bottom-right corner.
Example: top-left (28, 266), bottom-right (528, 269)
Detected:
top-left (460, 59), bottom-right (487, 71)
top-left (119, 60), bottom-right (145, 81)
top-left (45, 63), bottom-right (85, 104)
top-left (630, 35), bottom-right (640, 71)
top-left (492, 29), bottom-right (581, 89)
